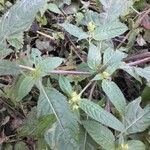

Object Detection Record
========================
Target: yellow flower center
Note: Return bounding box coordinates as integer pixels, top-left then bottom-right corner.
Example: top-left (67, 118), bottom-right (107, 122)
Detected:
top-left (69, 92), bottom-right (80, 110)
top-left (102, 71), bottom-right (110, 79)
top-left (121, 144), bottom-right (128, 150)
top-left (87, 22), bottom-right (96, 32)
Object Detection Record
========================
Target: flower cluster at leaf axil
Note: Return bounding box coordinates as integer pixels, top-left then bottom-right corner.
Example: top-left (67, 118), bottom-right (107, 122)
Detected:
top-left (69, 92), bottom-right (80, 110)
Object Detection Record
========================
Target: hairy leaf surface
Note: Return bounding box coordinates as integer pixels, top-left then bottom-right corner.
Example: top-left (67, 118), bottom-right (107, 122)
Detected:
top-left (79, 99), bottom-right (125, 132)
top-left (125, 98), bottom-right (150, 134)
top-left (37, 87), bottom-right (79, 149)
top-left (83, 120), bottom-right (115, 150)
top-left (102, 80), bottom-right (126, 115)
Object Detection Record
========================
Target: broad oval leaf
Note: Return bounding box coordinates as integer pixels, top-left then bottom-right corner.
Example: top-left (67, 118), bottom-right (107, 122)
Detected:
top-left (15, 75), bottom-right (36, 101)
top-left (103, 48), bottom-right (127, 73)
top-left (14, 142), bottom-right (28, 150)
top-left (5, 75), bottom-right (36, 102)
top-left (36, 57), bottom-right (63, 76)
top-left (18, 107), bottom-right (56, 137)
top-left (120, 64), bottom-right (142, 83)
top-left (0, 60), bottom-right (21, 75)
top-left (126, 140), bottom-right (146, 150)
top-left (0, 0), bottom-right (45, 43)
top-left (47, 3), bottom-right (62, 14)
top-left (93, 20), bottom-right (128, 41)
top-left (125, 98), bottom-right (150, 134)
top-left (87, 43), bottom-right (101, 71)
top-left (83, 120), bottom-right (115, 150)
top-left (135, 66), bottom-right (150, 83)
top-left (45, 122), bottom-right (79, 150)
top-left (37, 87), bottom-right (79, 149)
top-left (99, 0), bottom-right (133, 22)
top-left (60, 23), bottom-right (89, 40)
top-left (79, 99), bottom-right (125, 132)
top-left (59, 76), bottom-right (73, 96)
top-left (0, 42), bottom-right (13, 59)
top-left (102, 80), bottom-right (126, 115)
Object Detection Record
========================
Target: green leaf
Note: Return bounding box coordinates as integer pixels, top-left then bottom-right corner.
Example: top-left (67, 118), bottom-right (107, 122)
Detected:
top-left (0, 0), bottom-right (45, 43)
top-left (36, 138), bottom-right (50, 150)
top-left (14, 142), bottom-right (28, 150)
top-left (102, 48), bottom-right (127, 74)
top-left (87, 43), bottom-right (101, 71)
top-left (102, 80), bottom-right (126, 115)
top-left (18, 107), bottom-right (56, 137)
top-left (83, 120), bottom-right (115, 150)
top-left (82, 10), bottom-right (102, 26)
top-left (141, 86), bottom-right (150, 102)
top-left (5, 75), bottom-right (37, 103)
top-left (15, 75), bottom-right (37, 101)
top-left (103, 48), bottom-right (127, 67)
top-left (79, 126), bottom-right (98, 150)
top-left (126, 140), bottom-right (146, 150)
top-left (0, 42), bottom-right (13, 59)
top-left (0, 60), bottom-right (20, 75)
top-left (37, 87), bottom-right (79, 148)
top-left (36, 57), bottom-right (63, 76)
top-left (45, 122), bottom-right (79, 150)
top-left (125, 98), bottom-right (150, 134)
top-left (93, 20), bottom-right (128, 41)
top-left (79, 99), bottom-right (125, 132)
top-left (7, 33), bottom-right (24, 49)
top-left (47, 3), bottom-right (62, 14)
top-left (135, 66), bottom-right (150, 82)
top-left (59, 76), bottom-right (73, 96)
top-left (120, 64), bottom-right (142, 83)
top-left (30, 48), bottom-right (42, 65)
top-left (60, 23), bottom-right (89, 40)
top-left (99, 0), bottom-right (133, 22)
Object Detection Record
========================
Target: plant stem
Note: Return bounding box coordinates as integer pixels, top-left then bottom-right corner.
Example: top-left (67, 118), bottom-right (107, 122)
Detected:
top-left (124, 52), bottom-right (150, 61)
top-left (128, 57), bottom-right (150, 66)
top-left (19, 56), bottom-right (150, 76)
top-left (136, 7), bottom-right (150, 26)
top-left (130, 6), bottom-right (140, 14)
top-left (65, 34), bottom-right (85, 62)
top-left (36, 31), bottom-right (55, 40)
top-left (19, 65), bottom-right (35, 71)
top-left (89, 81), bottom-right (97, 100)
top-left (48, 70), bottom-right (90, 75)
top-left (79, 81), bottom-right (93, 97)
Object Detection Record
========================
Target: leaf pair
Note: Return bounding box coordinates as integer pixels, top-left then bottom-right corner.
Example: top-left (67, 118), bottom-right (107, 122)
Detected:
top-left (60, 21), bottom-right (128, 41)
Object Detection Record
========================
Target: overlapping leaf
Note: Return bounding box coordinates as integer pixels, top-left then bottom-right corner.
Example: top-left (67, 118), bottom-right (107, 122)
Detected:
top-left (125, 98), bottom-right (150, 134)
top-left (87, 43), bottom-right (101, 71)
top-left (36, 57), bottom-right (63, 76)
top-left (59, 76), bottom-right (73, 96)
top-left (126, 140), bottom-right (145, 150)
top-left (102, 48), bottom-right (127, 74)
top-left (18, 107), bottom-right (56, 137)
top-left (0, 60), bottom-right (21, 75)
top-left (93, 20), bottom-right (128, 41)
top-left (83, 120), bottom-right (115, 150)
top-left (45, 122), bottom-right (79, 150)
top-left (135, 66), bottom-right (150, 82)
top-left (99, 0), bottom-right (133, 22)
top-left (60, 23), bottom-right (89, 40)
top-left (37, 87), bottom-right (79, 149)
top-left (79, 99), bottom-right (125, 132)
top-left (102, 80), bottom-right (126, 115)
top-left (0, 0), bottom-right (45, 44)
